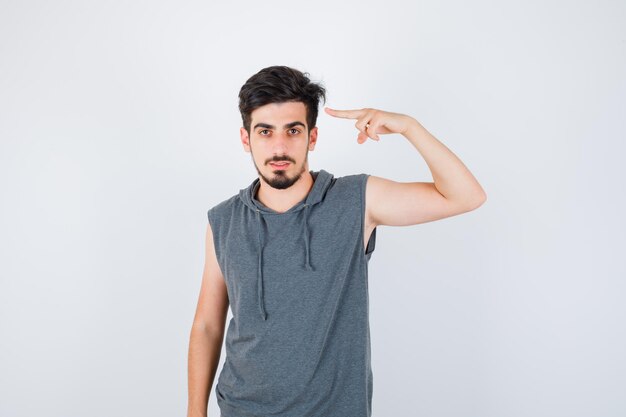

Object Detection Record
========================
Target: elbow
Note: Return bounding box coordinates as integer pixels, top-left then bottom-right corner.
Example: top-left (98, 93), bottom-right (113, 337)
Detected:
top-left (471, 190), bottom-right (487, 209)
top-left (463, 190), bottom-right (487, 211)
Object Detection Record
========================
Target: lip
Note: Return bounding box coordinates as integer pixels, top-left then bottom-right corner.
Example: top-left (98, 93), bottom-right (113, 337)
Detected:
top-left (270, 162), bottom-right (290, 170)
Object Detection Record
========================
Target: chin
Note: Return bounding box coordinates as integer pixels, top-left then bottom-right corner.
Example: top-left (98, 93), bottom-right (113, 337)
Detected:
top-left (262, 163), bottom-right (305, 190)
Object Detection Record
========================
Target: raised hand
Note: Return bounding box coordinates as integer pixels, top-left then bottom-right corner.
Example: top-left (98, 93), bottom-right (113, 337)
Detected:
top-left (324, 107), bottom-right (416, 144)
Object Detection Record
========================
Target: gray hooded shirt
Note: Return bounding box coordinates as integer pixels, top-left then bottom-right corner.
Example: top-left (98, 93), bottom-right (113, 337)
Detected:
top-left (207, 169), bottom-right (377, 417)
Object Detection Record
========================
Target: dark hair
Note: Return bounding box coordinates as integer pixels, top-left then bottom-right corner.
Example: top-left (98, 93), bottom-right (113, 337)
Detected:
top-left (238, 66), bottom-right (327, 136)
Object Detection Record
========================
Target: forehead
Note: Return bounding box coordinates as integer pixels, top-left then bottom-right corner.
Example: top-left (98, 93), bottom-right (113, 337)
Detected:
top-left (250, 101), bottom-right (307, 126)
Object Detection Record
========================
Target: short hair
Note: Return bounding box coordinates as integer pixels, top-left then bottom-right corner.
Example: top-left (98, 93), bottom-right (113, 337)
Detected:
top-left (238, 65), bottom-right (327, 136)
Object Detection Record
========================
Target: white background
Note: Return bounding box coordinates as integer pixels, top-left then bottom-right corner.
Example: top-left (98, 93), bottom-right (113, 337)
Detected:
top-left (1, 1), bottom-right (624, 416)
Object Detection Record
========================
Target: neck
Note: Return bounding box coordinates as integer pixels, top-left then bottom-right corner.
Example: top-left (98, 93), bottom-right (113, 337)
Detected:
top-left (256, 170), bottom-right (315, 213)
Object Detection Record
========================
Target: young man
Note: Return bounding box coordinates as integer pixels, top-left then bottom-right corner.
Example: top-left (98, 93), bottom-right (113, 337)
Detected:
top-left (188, 66), bottom-right (486, 417)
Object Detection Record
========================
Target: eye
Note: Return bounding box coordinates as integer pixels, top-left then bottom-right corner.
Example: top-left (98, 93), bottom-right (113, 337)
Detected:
top-left (259, 129), bottom-right (270, 135)
top-left (289, 128), bottom-right (301, 135)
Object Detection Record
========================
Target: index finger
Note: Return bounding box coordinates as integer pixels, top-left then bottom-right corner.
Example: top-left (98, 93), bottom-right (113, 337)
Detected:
top-left (324, 107), bottom-right (366, 119)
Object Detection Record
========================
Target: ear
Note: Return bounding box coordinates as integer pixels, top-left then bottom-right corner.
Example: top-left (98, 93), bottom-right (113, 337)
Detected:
top-left (308, 126), bottom-right (318, 151)
top-left (240, 127), bottom-right (251, 152)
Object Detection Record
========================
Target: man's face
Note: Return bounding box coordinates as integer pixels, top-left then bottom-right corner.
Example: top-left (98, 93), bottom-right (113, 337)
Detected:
top-left (241, 101), bottom-right (318, 190)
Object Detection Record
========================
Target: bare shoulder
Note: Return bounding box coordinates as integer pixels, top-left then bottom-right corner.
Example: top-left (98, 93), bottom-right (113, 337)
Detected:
top-left (191, 221), bottom-right (229, 334)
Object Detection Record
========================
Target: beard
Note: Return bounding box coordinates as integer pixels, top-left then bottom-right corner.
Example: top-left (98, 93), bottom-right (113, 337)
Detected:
top-left (252, 150), bottom-right (309, 190)
top-left (261, 166), bottom-right (305, 189)
top-left (251, 138), bottom-right (310, 190)
top-left (255, 152), bottom-right (308, 190)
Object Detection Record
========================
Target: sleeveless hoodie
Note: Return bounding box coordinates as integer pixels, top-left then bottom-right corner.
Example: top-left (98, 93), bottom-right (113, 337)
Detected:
top-left (207, 169), bottom-right (377, 417)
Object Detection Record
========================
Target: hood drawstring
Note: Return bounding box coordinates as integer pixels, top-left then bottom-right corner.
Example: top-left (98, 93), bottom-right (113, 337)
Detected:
top-left (241, 170), bottom-right (333, 322)
top-left (303, 203), bottom-right (313, 271)
top-left (255, 205), bottom-right (314, 321)
top-left (255, 208), bottom-right (267, 321)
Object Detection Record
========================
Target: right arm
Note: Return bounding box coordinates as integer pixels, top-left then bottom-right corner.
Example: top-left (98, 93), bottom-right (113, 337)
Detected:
top-left (187, 221), bottom-right (230, 417)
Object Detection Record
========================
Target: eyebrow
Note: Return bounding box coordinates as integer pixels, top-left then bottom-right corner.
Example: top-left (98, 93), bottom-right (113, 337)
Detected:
top-left (253, 121), bottom-right (306, 130)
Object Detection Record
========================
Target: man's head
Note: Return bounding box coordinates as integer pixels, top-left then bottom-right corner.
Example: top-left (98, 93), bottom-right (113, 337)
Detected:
top-left (238, 66), bottom-right (326, 190)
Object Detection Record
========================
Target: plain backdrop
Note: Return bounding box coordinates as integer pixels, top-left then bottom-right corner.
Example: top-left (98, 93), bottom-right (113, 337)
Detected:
top-left (1, 1), bottom-right (624, 416)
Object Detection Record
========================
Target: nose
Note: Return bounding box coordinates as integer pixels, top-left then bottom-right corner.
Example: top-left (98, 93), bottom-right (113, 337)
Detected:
top-left (271, 132), bottom-right (290, 154)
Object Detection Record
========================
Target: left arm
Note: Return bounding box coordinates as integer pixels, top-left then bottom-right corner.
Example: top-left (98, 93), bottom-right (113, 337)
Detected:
top-left (324, 107), bottom-right (487, 227)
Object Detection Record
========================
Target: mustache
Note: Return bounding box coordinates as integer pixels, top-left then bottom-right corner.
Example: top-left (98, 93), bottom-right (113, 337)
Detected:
top-left (267, 157), bottom-right (294, 164)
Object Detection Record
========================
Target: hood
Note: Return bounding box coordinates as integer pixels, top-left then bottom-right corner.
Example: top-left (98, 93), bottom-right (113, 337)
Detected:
top-left (238, 169), bottom-right (334, 321)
